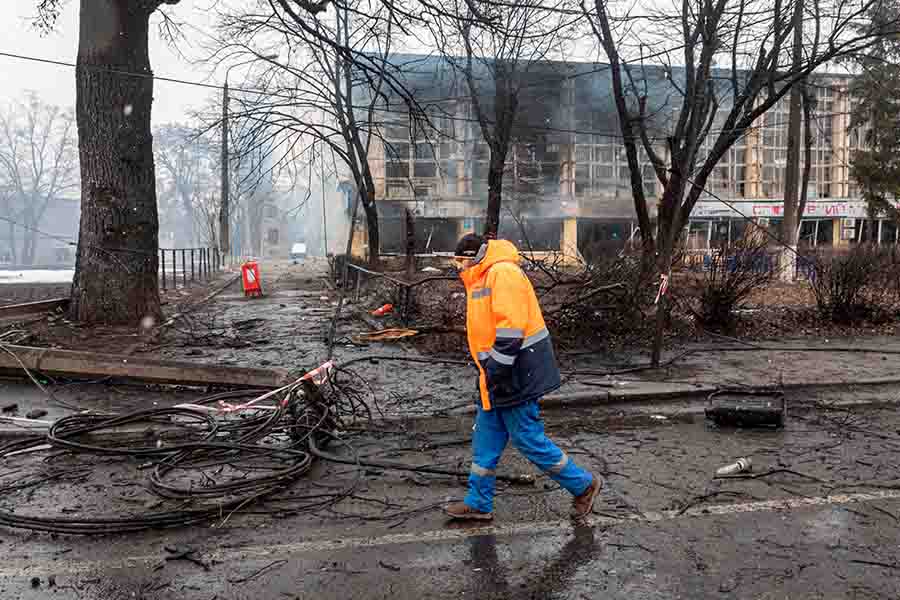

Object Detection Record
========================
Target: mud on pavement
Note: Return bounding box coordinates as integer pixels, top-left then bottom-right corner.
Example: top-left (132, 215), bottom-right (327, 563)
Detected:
top-left (0, 384), bottom-right (899, 599)
top-left (1, 259), bottom-right (900, 598)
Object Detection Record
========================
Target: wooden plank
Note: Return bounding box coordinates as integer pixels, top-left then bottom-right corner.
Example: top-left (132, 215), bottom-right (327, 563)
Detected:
top-left (0, 345), bottom-right (290, 389)
top-left (0, 298), bottom-right (69, 319)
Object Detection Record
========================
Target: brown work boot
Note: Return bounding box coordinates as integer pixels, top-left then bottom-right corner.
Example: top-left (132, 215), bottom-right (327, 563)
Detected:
top-left (444, 502), bottom-right (493, 521)
top-left (570, 476), bottom-right (603, 520)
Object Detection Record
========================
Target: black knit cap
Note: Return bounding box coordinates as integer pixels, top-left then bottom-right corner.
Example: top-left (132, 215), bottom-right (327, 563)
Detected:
top-left (454, 233), bottom-right (486, 258)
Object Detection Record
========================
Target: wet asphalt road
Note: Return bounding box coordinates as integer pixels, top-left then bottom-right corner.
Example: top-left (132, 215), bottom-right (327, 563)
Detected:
top-left (1, 489), bottom-right (899, 599)
top-left (1, 385), bottom-right (900, 599)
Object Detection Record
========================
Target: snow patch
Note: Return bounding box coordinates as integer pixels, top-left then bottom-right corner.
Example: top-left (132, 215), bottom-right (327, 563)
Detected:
top-left (0, 270), bottom-right (74, 284)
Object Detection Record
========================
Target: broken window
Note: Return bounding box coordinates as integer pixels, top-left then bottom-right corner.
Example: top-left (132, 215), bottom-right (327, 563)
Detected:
top-left (413, 162), bottom-right (437, 177)
top-left (386, 161), bottom-right (409, 179)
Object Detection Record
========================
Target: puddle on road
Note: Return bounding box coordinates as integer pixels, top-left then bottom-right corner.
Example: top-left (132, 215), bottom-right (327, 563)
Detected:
top-left (801, 506), bottom-right (853, 545)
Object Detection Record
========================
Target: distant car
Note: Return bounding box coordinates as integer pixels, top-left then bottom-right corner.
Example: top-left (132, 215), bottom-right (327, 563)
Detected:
top-left (290, 243), bottom-right (307, 260)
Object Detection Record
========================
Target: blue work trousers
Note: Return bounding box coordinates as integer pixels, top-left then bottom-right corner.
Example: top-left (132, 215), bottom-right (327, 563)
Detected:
top-left (464, 400), bottom-right (593, 513)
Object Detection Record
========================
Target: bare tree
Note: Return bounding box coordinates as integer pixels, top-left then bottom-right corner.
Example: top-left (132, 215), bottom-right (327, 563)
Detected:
top-left (37, 0), bottom-right (182, 323)
top-left (154, 124), bottom-right (220, 247)
top-left (427, 0), bottom-right (576, 237)
top-left (213, 0), bottom-right (419, 265)
top-left (154, 119), bottom-right (273, 254)
top-left (192, 192), bottom-right (220, 249)
top-left (190, 86), bottom-right (281, 258)
top-left (584, 0), bottom-right (900, 364)
top-left (0, 93), bottom-right (78, 265)
top-left (225, 103), bottom-right (279, 259)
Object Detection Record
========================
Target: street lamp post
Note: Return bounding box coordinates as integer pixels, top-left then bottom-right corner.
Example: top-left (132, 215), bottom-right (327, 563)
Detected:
top-left (220, 77), bottom-right (230, 259)
top-left (221, 55), bottom-right (277, 262)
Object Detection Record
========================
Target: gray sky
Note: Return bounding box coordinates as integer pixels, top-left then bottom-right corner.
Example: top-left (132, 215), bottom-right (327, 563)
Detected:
top-left (1, 0), bottom-right (215, 126)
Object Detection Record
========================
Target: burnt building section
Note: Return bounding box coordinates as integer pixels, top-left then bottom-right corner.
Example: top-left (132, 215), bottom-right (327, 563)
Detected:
top-left (352, 55), bottom-right (878, 261)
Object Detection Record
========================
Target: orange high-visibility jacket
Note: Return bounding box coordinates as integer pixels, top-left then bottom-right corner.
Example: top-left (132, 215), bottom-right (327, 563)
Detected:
top-left (459, 240), bottom-right (561, 411)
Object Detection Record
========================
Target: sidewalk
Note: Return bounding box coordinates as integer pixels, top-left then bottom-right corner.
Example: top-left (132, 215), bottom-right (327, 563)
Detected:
top-left (145, 259), bottom-right (900, 415)
top-left (5, 258), bottom-right (900, 423)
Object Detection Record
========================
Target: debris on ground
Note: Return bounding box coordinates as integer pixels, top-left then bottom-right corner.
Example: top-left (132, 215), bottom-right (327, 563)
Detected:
top-left (353, 329), bottom-right (419, 343)
top-left (715, 457), bottom-right (753, 477)
top-left (371, 303), bottom-right (394, 317)
top-left (706, 390), bottom-right (786, 428)
top-left (0, 361), bottom-right (533, 535)
top-left (160, 545), bottom-right (210, 571)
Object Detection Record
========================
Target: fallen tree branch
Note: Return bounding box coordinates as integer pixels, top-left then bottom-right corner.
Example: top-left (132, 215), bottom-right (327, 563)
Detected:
top-left (227, 559), bottom-right (288, 584)
top-left (850, 559), bottom-right (900, 571)
top-left (547, 283), bottom-right (627, 316)
top-left (716, 469), bottom-right (827, 483)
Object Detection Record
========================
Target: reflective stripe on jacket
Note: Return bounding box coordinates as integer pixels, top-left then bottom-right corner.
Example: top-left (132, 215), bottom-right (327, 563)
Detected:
top-left (459, 239), bottom-right (561, 410)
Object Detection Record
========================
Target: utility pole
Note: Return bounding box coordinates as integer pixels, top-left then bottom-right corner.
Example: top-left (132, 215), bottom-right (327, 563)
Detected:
top-left (321, 138), bottom-right (328, 257)
top-left (781, 0), bottom-right (804, 281)
top-left (220, 80), bottom-right (230, 260)
top-left (220, 55), bottom-right (277, 264)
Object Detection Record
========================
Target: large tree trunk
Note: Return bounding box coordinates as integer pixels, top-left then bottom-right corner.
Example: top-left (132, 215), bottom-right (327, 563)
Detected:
top-left (24, 231), bottom-right (38, 266)
top-left (404, 208), bottom-right (415, 280)
top-left (650, 235), bottom-right (675, 367)
top-left (780, 0), bottom-right (804, 282)
top-left (21, 205), bottom-right (36, 265)
top-left (7, 220), bottom-right (16, 264)
top-left (70, 0), bottom-right (161, 324)
top-left (361, 187), bottom-right (379, 267)
top-left (780, 78), bottom-right (803, 281)
top-left (485, 150), bottom-right (507, 238)
top-left (181, 194), bottom-right (195, 247)
top-left (249, 200), bottom-right (263, 256)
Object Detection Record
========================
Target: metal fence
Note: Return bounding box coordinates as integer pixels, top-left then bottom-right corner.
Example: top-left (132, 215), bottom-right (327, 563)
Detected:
top-left (681, 249), bottom-right (817, 280)
top-left (159, 248), bottom-right (222, 291)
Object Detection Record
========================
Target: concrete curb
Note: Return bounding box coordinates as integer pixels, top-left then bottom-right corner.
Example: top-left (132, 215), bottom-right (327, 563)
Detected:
top-left (0, 345), bottom-right (291, 389)
top-left (2, 374), bottom-right (899, 438)
top-left (450, 375), bottom-right (900, 415)
top-left (538, 376), bottom-right (900, 410)
top-left (755, 376), bottom-right (900, 392)
top-left (448, 384), bottom-right (722, 415)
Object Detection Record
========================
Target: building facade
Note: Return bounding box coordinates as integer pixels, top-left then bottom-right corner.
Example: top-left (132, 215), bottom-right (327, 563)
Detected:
top-left (352, 57), bottom-right (885, 260)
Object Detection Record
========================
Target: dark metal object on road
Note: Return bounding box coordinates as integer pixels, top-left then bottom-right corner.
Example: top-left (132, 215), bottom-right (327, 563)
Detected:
top-left (705, 389), bottom-right (786, 428)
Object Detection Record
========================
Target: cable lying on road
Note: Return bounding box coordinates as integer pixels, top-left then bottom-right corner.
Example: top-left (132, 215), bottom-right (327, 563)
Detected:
top-left (0, 366), bottom-right (533, 535)
top-left (0, 386), bottom-right (324, 534)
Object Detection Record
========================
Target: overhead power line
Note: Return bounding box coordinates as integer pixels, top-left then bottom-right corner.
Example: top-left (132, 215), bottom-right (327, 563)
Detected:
top-left (0, 49), bottom-right (861, 143)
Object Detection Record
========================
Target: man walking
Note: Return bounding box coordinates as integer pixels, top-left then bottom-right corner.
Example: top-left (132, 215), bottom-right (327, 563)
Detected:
top-left (445, 233), bottom-right (602, 522)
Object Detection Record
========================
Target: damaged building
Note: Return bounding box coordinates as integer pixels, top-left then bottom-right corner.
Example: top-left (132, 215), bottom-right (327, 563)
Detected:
top-left (347, 55), bottom-right (882, 261)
